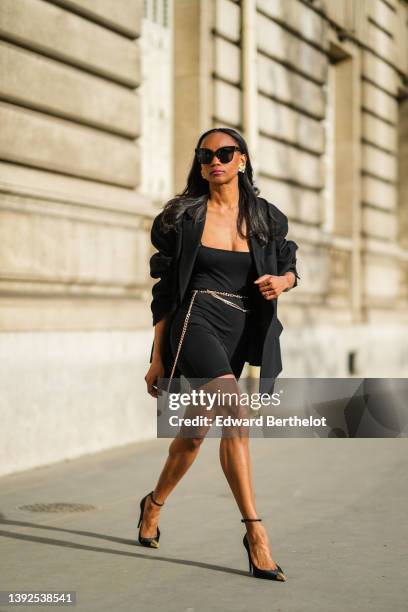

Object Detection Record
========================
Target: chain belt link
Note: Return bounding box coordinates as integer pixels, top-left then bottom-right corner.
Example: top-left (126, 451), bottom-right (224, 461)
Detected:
top-left (166, 289), bottom-right (250, 393)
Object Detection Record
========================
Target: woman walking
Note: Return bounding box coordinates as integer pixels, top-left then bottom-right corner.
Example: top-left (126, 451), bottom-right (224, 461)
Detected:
top-left (143, 127), bottom-right (300, 581)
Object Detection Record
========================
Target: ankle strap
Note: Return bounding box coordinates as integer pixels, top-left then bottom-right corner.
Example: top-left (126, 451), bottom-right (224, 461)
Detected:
top-left (241, 518), bottom-right (262, 522)
top-left (150, 490), bottom-right (164, 506)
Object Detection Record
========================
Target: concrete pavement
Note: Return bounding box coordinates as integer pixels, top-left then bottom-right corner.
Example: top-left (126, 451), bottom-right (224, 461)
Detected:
top-left (0, 437), bottom-right (407, 611)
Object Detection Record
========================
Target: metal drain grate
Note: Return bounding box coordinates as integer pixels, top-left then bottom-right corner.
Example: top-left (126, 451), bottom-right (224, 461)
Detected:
top-left (17, 502), bottom-right (97, 513)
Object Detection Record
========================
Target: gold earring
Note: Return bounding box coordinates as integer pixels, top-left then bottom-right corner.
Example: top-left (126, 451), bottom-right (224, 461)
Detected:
top-left (239, 164), bottom-right (246, 173)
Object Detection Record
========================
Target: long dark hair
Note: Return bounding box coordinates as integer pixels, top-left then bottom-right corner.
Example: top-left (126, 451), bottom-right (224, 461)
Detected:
top-left (160, 127), bottom-right (276, 245)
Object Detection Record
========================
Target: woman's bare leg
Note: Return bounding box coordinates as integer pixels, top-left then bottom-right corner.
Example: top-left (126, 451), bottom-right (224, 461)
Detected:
top-left (217, 374), bottom-right (279, 571)
top-left (139, 436), bottom-right (205, 538)
top-left (140, 390), bottom-right (215, 539)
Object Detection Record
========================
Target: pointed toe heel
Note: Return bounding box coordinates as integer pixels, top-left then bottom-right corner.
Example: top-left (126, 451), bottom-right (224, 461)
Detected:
top-left (241, 518), bottom-right (287, 582)
top-left (137, 490), bottom-right (164, 548)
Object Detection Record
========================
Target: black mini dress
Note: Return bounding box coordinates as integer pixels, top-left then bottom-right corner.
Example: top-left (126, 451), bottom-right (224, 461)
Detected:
top-left (169, 241), bottom-right (258, 386)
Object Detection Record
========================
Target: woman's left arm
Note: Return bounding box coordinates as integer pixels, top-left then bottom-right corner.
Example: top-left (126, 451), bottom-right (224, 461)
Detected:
top-left (254, 202), bottom-right (301, 300)
top-left (275, 214), bottom-right (301, 292)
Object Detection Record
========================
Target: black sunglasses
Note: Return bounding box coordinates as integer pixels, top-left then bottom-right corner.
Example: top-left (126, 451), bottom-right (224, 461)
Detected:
top-left (195, 146), bottom-right (241, 165)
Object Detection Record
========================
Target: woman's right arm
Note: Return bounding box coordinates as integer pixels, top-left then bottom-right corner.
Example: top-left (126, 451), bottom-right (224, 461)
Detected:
top-left (151, 315), bottom-right (168, 363)
top-left (145, 212), bottom-right (178, 396)
top-left (149, 211), bottom-right (178, 326)
top-left (145, 315), bottom-right (168, 398)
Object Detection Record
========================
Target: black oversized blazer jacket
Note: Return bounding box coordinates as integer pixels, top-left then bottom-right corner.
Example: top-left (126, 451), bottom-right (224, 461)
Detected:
top-left (148, 195), bottom-right (300, 395)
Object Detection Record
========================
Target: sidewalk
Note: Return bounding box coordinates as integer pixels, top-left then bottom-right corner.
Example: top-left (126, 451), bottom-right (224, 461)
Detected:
top-left (0, 437), bottom-right (406, 612)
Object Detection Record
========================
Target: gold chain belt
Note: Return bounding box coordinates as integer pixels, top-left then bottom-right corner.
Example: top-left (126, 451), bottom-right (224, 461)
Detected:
top-left (166, 289), bottom-right (250, 393)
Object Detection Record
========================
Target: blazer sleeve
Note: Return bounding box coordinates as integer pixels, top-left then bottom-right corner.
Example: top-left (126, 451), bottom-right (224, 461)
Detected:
top-left (274, 213), bottom-right (301, 291)
top-left (149, 211), bottom-right (178, 325)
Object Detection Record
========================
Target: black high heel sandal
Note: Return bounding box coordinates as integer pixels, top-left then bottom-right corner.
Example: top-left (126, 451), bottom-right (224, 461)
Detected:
top-left (241, 518), bottom-right (287, 581)
top-left (137, 490), bottom-right (164, 548)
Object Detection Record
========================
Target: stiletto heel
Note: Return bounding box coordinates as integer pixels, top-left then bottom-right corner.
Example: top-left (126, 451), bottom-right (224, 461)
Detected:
top-left (241, 518), bottom-right (287, 581)
top-left (137, 490), bottom-right (164, 548)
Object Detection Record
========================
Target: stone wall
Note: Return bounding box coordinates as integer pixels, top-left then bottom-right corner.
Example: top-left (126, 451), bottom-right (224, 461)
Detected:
top-left (0, 0), bottom-right (153, 331)
top-left (0, 0), bottom-right (158, 476)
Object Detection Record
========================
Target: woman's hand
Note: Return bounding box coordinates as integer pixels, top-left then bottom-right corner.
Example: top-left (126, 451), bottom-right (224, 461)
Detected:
top-left (254, 273), bottom-right (293, 300)
top-left (145, 358), bottom-right (165, 398)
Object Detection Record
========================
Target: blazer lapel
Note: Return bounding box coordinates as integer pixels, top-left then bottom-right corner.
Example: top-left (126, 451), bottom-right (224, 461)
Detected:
top-left (249, 234), bottom-right (263, 278)
top-left (178, 202), bottom-right (206, 304)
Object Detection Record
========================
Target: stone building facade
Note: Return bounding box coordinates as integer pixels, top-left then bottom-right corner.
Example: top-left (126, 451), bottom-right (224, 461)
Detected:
top-left (0, 0), bottom-right (407, 475)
